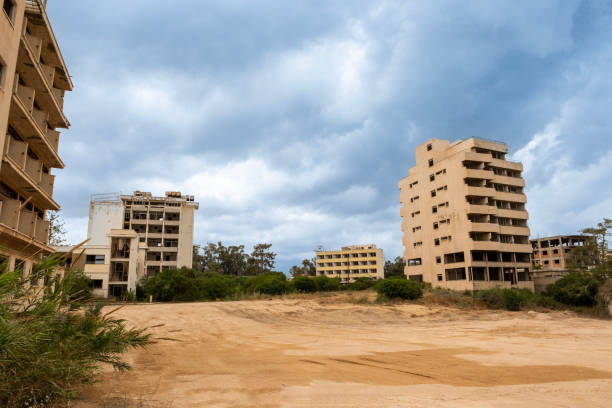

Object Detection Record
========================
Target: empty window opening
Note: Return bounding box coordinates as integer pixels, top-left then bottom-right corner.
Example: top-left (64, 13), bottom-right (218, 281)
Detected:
top-left (3, 0), bottom-right (16, 23)
top-left (426, 143), bottom-right (432, 151)
top-left (437, 274), bottom-right (443, 281)
top-left (431, 190), bottom-right (436, 197)
top-left (445, 267), bottom-right (466, 281)
top-left (86, 254), bottom-right (105, 264)
top-left (430, 174), bottom-right (435, 182)
top-left (428, 159), bottom-right (434, 167)
top-left (91, 279), bottom-right (103, 289)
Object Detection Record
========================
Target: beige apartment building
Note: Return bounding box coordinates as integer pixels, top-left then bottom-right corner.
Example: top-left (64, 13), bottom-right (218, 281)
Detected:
top-left (531, 235), bottom-right (587, 291)
top-left (0, 0), bottom-right (72, 276)
top-left (67, 191), bottom-right (199, 298)
top-left (316, 244), bottom-right (384, 282)
top-left (399, 138), bottom-right (534, 291)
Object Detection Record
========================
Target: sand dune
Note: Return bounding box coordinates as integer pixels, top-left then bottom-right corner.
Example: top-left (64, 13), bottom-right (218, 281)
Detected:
top-left (74, 294), bottom-right (612, 407)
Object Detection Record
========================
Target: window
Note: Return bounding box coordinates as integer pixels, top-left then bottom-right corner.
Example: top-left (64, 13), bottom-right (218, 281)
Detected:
top-left (553, 249), bottom-right (559, 254)
top-left (430, 174), bottom-right (435, 182)
top-left (434, 238), bottom-right (440, 246)
top-left (436, 256), bottom-right (441, 264)
top-left (3, 0), bottom-right (16, 23)
top-left (0, 58), bottom-right (7, 89)
top-left (432, 206), bottom-right (437, 214)
top-left (433, 222), bottom-right (438, 230)
top-left (91, 279), bottom-right (103, 289)
top-left (431, 190), bottom-right (436, 197)
top-left (407, 258), bottom-right (421, 266)
top-left (544, 260), bottom-right (549, 265)
top-left (86, 254), bottom-right (105, 264)
top-left (428, 159), bottom-right (434, 167)
top-left (554, 259), bottom-right (560, 264)
top-left (437, 274), bottom-right (443, 281)
top-left (427, 143), bottom-right (432, 151)
top-left (542, 250), bottom-right (548, 255)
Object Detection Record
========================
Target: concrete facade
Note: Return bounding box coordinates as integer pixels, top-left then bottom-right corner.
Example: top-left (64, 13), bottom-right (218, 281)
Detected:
top-left (74, 191), bottom-right (198, 297)
top-left (399, 138), bottom-right (534, 291)
top-left (0, 0), bottom-right (72, 280)
top-left (531, 235), bottom-right (587, 292)
top-left (316, 244), bottom-right (384, 283)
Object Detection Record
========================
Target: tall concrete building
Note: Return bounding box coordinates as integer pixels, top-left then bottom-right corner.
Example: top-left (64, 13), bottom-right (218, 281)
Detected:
top-left (531, 235), bottom-right (587, 291)
top-left (0, 0), bottom-right (72, 275)
top-left (316, 244), bottom-right (384, 282)
top-left (399, 138), bottom-right (534, 291)
top-left (72, 191), bottom-right (198, 297)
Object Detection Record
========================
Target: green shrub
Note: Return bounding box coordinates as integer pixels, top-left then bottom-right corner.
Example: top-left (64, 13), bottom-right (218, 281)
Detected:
top-left (293, 276), bottom-right (317, 293)
top-left (543, 272), bottom-right (600, 306)
top-left (375, 278), bottom-right (423, 300)
top-left (253, 276), bottom-right (289, 295)
top-left (348, 277), bottom-right (376, 291)
top-left (198, 276), bottom-right (229, 300)
top-left (0, 256), bottom-right (150, 407)
top-left (313, 275), bottom-right (340, 291)
top-left (476, 288), bottom-right (535, 311)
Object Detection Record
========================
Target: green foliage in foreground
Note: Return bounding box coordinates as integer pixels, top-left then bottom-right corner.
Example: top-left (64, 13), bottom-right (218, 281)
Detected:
top-left (0, 256), bottom-right (151, 408)
top-left (375, 278), bottom-right (423, 300)
top-left (293, 276), bottom-right (317, 293)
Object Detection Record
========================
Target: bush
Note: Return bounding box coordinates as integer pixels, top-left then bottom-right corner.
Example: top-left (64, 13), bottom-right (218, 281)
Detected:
top-left (543, 272), bottom-right (601, 306)
top-left (252, 276), bottom-right (290, 295)
top-left (313, 275), bottom-right (340, 292)
top-left (376, 278), bottom-right (423, 300)
top-left (198, 276), bottom-right (229, 300)
top-left (293, 276), bottom-right (317, 293)
top-left (0, 256), bottom-right (150, 407)
top-left (348, 277), bottom-right (376, 291)
top-left (476, 288), bottom-right (535, 311)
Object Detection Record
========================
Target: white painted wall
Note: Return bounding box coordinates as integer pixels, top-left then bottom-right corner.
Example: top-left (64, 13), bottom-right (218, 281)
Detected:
top-left (87, 202), bottom-right (123, 246)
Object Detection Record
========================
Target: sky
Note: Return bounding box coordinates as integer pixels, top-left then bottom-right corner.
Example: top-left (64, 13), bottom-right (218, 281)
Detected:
top-left (46, 0), bottom-right (612, 272)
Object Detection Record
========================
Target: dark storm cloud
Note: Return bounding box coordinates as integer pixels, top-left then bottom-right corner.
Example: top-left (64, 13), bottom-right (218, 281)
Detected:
top-left (47, 0), bottom-right (612, 270)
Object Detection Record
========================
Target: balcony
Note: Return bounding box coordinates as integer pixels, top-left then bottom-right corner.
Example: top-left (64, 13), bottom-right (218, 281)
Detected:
top-left (493, 174), bottom-right (525, 187)
top-left (18, 209), bottom-right (36, 237)
top-left (496, 208), bottom-right (529, 219)
top-left (18, 27), bottom-right (68, 128)
top-left (161, 246), bottom-right (178, 252)
top-left (469, 222), bottom-right (500, 233)
top-left (466, 204), bottom-right (497, 215)
top-left (466, 186), bottom-right (494, 197)
top-left (14, 76), bottom-right (35, 113)
top-left (163, 233), bottom-right (179, 239)
top-left (463, 168), bottom-right (494, 180)
top-left (5, 137), bottom-right (28, 167)
top-left (25, 155), bottom-right (42, 183)
top-left (35, 218), bottom-right (49, 242)
top-left (499, 225), bottom-right (530, 236)
top-left (9, 94), bottom-right (63, 170)
top-left (489, 158), bottom-right (523, 172)
top-left (0, 199), bottom-right (20, 229)
top-left (493, 191), bottom-right (526, 203)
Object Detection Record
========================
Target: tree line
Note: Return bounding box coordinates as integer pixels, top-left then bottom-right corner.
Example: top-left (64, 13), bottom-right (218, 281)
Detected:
top-left (192, 242), bottom-right (277, 275)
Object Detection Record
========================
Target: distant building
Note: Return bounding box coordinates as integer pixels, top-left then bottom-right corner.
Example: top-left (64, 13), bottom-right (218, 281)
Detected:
top-left (69, 191), bottom-right (199, 298)
top-left (315, 244), bottom-right (384, 282)
top-left (0, 0), bottom-right (72, 281)
top-left (531, 235), bottom-right (588, 291)
top-left (399, 138), bottom-right (534, 291)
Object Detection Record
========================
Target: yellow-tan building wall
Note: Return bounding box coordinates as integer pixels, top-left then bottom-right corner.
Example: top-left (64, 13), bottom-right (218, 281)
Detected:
top-left (316, 244), bottom-right (384, 283)
top-left (399, 138), bottom-right (534, 291)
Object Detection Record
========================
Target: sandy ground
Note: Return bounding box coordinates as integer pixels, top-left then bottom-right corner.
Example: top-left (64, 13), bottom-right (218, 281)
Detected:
top-left (73, 293), bottom-right (612, 408)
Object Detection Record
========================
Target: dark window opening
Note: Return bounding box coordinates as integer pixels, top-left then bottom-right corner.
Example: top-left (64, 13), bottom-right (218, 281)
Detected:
top-left (86, 254), bottom-right (105, 264)
top-left (426, 143), bottom-right (432, 151)
top-left (91, 279), bottom-right (103, 289)
top-left (3, 0), bottom-right (16, 22)
top-left (428, 159), bottom-right (434, 167)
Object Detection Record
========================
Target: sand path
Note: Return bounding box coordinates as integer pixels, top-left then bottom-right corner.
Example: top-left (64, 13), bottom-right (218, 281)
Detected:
top-left (74, 294), bottom-right (612, 407)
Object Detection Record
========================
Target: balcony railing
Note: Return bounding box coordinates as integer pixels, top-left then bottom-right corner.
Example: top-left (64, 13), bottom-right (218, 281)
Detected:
top-left (25, 155), bottom-right (42, 183)
top-left (6, 137), bottom-right (27, 167)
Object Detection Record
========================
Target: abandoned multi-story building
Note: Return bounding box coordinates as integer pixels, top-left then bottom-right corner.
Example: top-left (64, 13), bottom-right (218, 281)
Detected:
top-left (68, 191), bottom-right (199, 297)
top-left (399, 138), bottom-right (534, 291)
top-left (315, 244), bottom-right (384, 282)
top-left (0, 0), bottom-right (72, 277)
top-left (531, 235), bottom-right (587, 291)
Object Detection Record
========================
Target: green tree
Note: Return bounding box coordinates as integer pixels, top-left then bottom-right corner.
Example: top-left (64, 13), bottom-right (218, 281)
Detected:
top-left (568, 218), bottom-right (612, 274)
top-left (289, 258), bottom-right (316, 277)
top-left (202, 242), bottom-right (248, 275)
top-left (47, 210), bottom-right (68, 246)
top-left (248, 243), bottom-right (276, 275)
top-left (192, 244), bottom-right (207, 272)
top-left (384, 256), bottom-right (406, 278)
